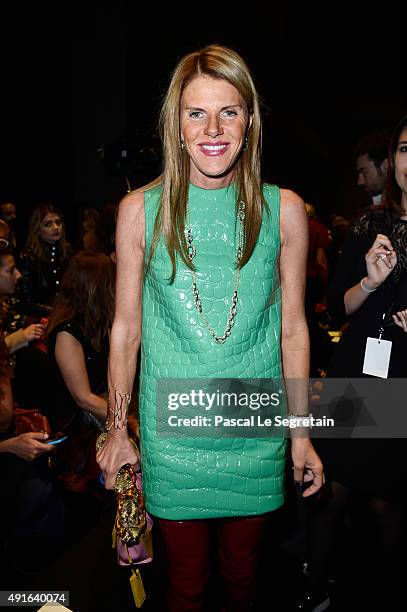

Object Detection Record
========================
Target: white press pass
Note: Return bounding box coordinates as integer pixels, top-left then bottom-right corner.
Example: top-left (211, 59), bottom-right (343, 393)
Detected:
top-left (363, 337), bottom-right (392, 378)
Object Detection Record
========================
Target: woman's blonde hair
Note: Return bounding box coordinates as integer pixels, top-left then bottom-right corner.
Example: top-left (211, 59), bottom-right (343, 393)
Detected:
top-left (150, 44), bottom-right (267, 281)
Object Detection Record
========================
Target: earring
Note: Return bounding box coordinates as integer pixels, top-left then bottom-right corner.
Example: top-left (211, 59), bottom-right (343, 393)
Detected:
top-left (243, 136), bottom-right (249, 151)
top-left (180, 139), bottom-right (186, 150)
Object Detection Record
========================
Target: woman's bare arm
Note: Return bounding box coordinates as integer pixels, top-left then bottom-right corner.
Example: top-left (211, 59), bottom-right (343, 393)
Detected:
top-left (344, 233), bottom-right (396, 315)
top-left (280, 189), bottom-right (324, 496)
top-left (96, 189), bottom-right (146, 488)
top-left (55, 331), bottom-right (107, 419)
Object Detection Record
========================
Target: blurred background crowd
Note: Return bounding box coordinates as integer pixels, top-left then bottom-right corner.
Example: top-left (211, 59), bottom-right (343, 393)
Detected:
top-left (0, 3), bottom-right (405, 611)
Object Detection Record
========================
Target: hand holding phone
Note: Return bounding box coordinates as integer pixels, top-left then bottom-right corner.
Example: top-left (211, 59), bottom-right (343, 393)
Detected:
top-left (46, 434), bottom-right (68, 445)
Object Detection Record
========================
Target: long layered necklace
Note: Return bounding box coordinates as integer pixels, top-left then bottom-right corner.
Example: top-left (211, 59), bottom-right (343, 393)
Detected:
top-left (185, 199), bottom-right (245, 344)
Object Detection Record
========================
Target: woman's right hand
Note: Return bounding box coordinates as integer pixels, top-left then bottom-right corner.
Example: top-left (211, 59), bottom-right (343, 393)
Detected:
top-left (96, 432), bottom-right (140, 490)
top-left (365, 233), bottom-right (397, 289)
top-left (23, 323), bottom-right (46, 342)
top-left (10, 432), bottom-right (53, 461)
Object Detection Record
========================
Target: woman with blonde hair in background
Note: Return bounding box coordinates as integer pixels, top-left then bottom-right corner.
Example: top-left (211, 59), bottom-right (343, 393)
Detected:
top-left (19, 202), bottom-right (71, 317)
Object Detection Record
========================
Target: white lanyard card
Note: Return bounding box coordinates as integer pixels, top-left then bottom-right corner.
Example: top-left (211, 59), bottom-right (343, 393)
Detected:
top-left (362, 337), bottom-right (392, 378)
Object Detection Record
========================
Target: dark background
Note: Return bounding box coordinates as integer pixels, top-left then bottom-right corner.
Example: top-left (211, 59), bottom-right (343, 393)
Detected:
top-left (1, 2), bottom-right (405, 240)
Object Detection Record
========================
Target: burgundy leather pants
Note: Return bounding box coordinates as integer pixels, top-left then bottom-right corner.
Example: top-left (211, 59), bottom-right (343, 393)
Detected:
top-left (158, 514), bottom-right (268, 612)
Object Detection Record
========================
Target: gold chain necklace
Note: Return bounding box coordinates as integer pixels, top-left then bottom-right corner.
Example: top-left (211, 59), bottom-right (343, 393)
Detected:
top-left (185, 200), bottom-right (245, 344)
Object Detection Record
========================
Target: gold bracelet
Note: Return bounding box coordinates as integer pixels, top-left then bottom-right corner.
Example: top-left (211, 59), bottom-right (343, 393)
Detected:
top-left (106, 389), bottom-right (132, 431)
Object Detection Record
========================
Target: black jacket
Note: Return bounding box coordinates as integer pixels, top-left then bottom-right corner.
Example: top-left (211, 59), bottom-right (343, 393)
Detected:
top-left (17, 240), bottom-right (71, 317)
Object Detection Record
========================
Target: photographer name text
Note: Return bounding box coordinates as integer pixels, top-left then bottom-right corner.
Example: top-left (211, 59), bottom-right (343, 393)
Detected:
top-left (166, 414), bottom-right (334, 429)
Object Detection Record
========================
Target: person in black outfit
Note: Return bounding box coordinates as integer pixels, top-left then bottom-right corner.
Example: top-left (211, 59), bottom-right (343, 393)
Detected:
top-left (45, 250), bottom-right (115, 492)
top-left (0, 247), bottom-right (64, 577)
top-left (296, 114), bottom-right (407, 611)
top-left (18, 202), bottom-right (71, 318)
top-left (8, 204), bottom-right (71, 413)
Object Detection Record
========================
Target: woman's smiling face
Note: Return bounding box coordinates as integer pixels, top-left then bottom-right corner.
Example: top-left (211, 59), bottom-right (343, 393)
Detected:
top-left (180, 75), bottom-right (251, 189)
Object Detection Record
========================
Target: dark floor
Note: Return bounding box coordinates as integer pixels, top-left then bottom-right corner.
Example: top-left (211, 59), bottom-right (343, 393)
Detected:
top-left (3, 476), bottom-right (404, 612)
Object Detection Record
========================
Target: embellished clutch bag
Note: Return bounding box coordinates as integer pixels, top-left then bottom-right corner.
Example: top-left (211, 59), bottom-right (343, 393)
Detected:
top-left (96, 432), bottom-right (153, 561)
top-left (114, 462), bottom-right (148, 546)
top-left (97, 433), bottom-right (153, 607)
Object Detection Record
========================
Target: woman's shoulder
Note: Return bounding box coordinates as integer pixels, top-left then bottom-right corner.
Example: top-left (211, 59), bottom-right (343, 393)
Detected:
top-left (279, 188), bottom-right (304, 207)
top-left (261, 184), bottom-right (304, 211)
top-left (277, 189), bottom-right (307, 246)
top-left (120, 178), bottom-right (162, 209)
top-left (52, 318), bottom-right (85, 342)
top-left (279, 188), bottom-right (306, 222)
top-left (116, 179), bottom-right (162, 239)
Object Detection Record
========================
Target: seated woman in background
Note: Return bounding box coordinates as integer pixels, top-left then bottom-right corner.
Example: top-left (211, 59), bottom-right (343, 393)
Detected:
top-left (18, 202), bottom-right (71, 318)
top-left (0, 248), bottom-right (64, 574)
top-left (0, 249), bottom-right (47, 409)
top-left (5, 203), bottom-right (70, 409)
top-left (45, 251), bottom-right (115, 490)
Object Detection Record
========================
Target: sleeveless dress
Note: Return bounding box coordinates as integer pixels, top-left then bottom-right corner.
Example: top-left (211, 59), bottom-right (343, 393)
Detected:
top-left (140, 182), bottom-right (286, 519)
top-left (46, 319), bottom-right (109, 432)
top-left (45, 319), bottom-right (108, 478)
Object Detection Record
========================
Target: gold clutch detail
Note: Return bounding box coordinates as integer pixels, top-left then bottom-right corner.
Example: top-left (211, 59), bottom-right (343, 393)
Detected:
top-left (96, 433), bottom-right (146, 546)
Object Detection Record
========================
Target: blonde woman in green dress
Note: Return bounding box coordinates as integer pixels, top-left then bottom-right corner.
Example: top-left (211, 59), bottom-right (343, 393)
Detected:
top-left (97, 45), bottom-right (324, 611)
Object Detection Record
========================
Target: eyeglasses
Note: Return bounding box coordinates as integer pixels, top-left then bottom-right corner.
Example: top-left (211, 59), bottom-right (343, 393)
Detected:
top-left (0, 238), bottom-right (10, 247)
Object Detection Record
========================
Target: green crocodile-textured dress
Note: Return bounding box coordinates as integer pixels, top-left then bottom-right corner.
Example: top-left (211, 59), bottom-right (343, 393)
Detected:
top-left (140, 182), bottom-right (286, 519)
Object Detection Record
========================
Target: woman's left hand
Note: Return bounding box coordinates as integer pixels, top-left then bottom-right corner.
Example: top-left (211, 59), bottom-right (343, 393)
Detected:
top-left (392, 309), bottom-right (407, 332)
top-left (291, 438), bottom-right (325, 497)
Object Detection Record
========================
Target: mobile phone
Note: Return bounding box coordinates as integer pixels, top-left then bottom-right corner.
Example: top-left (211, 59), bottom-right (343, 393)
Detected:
top-left (47, 435), bottom-right (68, 445)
